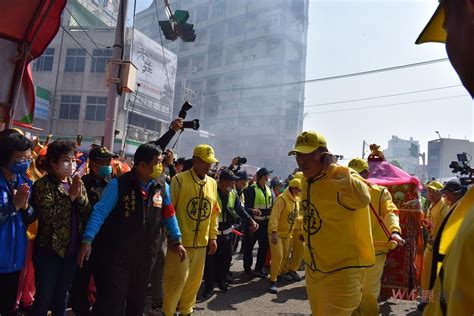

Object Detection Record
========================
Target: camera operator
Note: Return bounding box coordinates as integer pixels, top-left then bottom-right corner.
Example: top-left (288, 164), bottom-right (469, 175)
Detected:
top-left (148, 118), bottom-right (183, 152)
top-left (229, 157), bottom-right (247, 173)
top-left (162, 149), bottom-right (177, 183)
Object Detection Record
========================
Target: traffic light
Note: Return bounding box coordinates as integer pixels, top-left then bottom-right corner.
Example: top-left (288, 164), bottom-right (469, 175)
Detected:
top-left (409, 143), bottom-right (419, 157)
top-left (174, 10), bottom-right (196, 42)
top-left (159, 20), bottom-right (178, 41)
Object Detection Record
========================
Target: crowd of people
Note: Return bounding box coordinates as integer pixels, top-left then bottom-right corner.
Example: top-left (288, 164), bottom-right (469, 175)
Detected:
top-left (1, 1), bottom-right (474, 316)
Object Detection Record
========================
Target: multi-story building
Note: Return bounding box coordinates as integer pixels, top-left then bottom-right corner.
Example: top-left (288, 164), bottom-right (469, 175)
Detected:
top-left (383, 136), bottom-right (420, 175)
top-left (31, 1), bottom-right (177, 153)
top-left (427, 138), bottom-right (474, 180)
top-left (136, 0), bottom-right (309, 176)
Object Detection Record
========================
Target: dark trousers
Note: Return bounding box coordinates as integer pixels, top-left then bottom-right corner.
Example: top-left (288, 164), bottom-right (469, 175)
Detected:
top-left (32, 247), bottom-right (77, 316)
top-left (243, 219), bottom-right (269, 272)
top-left (70, 247), bottom-right (110, 316)
top-left (204, 234), bottom-right (233, 290)
top-left (99, 236), bottom-right (149, 316)
top-left (0, 271), bottom-right (20, 316)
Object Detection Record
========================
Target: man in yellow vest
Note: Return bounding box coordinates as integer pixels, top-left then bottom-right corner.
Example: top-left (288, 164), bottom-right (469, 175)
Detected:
top-left (348, 158), bottom-right (403, 316)
top-left (419, 180), bottom-right (449, 311)
top-left (243, 167), bottom-right (274, 278)
top-left (267, 178), bottom-right (302, 294)
top-left (288, 131), bottom-right (375, 315)
top-left (417, 1), bottom-right (474, 314)
top-left (162, 144), bottom-right (221, 316)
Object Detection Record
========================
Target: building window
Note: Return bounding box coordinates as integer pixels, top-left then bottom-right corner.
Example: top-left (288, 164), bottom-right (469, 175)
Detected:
top-left (225, 43), bottom-right (244, 65)
top-left (194, 29), bottom-right (208, 48)
top-left (33, 48), bottom-right (54, 71)
top-left (196, 5), bottom-right (208, 23)
top-left (190, 54), bottom-right (205, 72)
top-left (59, 95), bottom-right (81, 120)
top-left (227, 16), bottom-right (244, 38)
top-left (85, 96), bottom-right (107, 121)
top-left (210, 26), bottom-right (224, 43)
top-left (65, 48), bottom-right (86, 72)
top-left (208, 49), bottom-right (222, 69)
top-left (91, 49), bottom-right (112, 73)
top-left (212, 1), bottom-right (226, 17)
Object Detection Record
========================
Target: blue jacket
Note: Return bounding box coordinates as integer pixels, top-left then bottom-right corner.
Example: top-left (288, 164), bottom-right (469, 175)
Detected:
top-left (0, 170), bottom-right (32, 273)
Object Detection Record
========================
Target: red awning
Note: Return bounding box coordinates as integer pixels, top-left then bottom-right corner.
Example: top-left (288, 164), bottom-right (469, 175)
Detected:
top-left (0, 0), bottom-right (66, 128)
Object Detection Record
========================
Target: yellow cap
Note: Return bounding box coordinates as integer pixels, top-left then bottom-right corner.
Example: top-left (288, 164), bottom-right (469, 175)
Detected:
top-left (288, 131), bottom-right (327, 156)
top-left (193, 144), bottom-right (219, 164)
top-left (426, 180), bottom-right (443, 191)
top-left (415, 2), bottom-right (446, 44)
top-left (289, 178), bottom-right (302, 190)
top-left (348, 158), bottom-right (369, 174)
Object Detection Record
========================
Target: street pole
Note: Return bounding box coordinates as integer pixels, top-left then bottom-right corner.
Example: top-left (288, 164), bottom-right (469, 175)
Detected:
top-left (362, 140), bottom-right (366, 159)
top-left (103, 0), bottom-right (128, 150)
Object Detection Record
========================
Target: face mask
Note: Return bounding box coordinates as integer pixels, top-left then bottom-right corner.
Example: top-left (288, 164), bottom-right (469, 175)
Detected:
top-left (98, 165), bottom-right (113, 177)
top-left (226, 186), bottom-right (233, 193)
top-left (279, 187), bottom-right (285, 194)
top-left (9, 160), bottom-right (30, 174)
top-left (58, 161), bottom-right (76, 177)
top-left (150, 163), bottom-right (163, 179)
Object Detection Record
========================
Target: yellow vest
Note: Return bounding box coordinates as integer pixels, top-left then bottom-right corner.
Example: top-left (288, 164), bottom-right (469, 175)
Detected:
top-left (424, 187), bottom-right (474, 316)
top-left (268, 188), bottom-right (300, 238)
top-left (426, 198), bottom-right (449, 245)
top-left (301, 164), bottom-right (375, 273)
top-left (170, 169), bottom-right (220, 248)
top-left (369, 185), bottom-right (401, 254)
top-left (251, 184), bottom-right (272, 210)
top-left (217, 190), bottom-right (237, 223)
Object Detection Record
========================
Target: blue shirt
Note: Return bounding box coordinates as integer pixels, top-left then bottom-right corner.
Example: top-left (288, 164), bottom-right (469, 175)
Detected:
top-left (82, 178), bottom-right (181, 244)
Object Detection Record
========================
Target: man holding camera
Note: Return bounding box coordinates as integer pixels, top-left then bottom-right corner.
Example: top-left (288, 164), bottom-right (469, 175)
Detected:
top-left (202, 169), bottom-right (258, 298)
top-left (417, 2), bottom-right (474, 314)
top-left (243, 167), bottom-right (274, 278)
top-left (288, 131), bottom-right (374, 315)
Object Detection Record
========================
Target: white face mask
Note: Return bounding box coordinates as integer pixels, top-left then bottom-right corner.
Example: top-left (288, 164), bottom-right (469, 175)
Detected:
top-left (58, 161), bottom-right (76, 177)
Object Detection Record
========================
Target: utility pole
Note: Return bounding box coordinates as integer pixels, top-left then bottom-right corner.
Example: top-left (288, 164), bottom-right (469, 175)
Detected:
top-left (362, 140), bottom-right (366, 159)
top-left (103, 0), bottom-right (128, 150)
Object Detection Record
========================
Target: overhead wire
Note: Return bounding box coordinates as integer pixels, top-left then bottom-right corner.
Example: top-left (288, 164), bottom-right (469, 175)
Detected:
top-left (59, 25), bottom-right (95, 59)
top-left (64, 6), bottom-right (109, 51)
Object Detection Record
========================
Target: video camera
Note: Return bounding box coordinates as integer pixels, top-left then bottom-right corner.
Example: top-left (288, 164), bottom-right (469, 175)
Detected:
top-left (232, 156), bottom-right (247, 172)
top-left (178, 101), bottom-right (200, 130)
top-left (449, 152), bottom-right (474, 186)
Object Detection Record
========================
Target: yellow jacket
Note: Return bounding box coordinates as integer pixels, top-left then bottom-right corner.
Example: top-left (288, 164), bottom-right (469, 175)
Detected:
top-left (170, 169), bottom-right (220, 248)
top-left (369, 185), bottom-right (401, 254)
top-left (424, 187), bottom-right (474, 316)
top-left (301, 164), bottom-right (374, 273)
top-left (268, 188), bottom-right (300, 238)
top-left (426, 198), bottom-right (449, 247)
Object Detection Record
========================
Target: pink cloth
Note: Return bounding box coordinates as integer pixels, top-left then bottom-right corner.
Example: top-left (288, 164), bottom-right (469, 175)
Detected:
top-left (16, 240), bottom-right (35, 309)
top-left (367, 160), bottom-right (422, 189)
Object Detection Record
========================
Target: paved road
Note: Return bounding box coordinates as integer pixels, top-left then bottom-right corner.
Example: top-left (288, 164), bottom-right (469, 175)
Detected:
top-left (187, 253), bottom-right (423, 316)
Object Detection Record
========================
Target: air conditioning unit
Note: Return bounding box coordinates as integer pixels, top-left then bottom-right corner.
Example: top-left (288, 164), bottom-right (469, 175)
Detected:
top-left (191, 67), bottom-right (198, 73)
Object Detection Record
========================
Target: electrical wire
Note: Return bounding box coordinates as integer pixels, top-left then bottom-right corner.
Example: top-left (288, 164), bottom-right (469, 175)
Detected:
top-left (60, 25), bottom-right (95, 58)
top-left (154, 0), bottom-right (171, 86)
top-left (304, 94), bottom-right (469, 116)
top-left (64, 7), bottom-right (108, 51)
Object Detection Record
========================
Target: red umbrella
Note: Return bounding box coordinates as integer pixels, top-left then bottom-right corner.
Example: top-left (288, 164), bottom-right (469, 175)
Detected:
top-left (0, 0), bottom-right (66, 129)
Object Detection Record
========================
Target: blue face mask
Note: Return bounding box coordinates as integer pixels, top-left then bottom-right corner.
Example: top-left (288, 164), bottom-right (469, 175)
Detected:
top-left (9, 161), bottom-right (30, 174)
top-left (98, 165), bottom-right (113, 177)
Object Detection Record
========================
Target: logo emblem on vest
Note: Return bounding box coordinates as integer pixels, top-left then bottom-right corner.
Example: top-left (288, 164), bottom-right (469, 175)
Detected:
top-left (186, 197), bottom-right (211, 221)
top-left (288, 208), bottom-right (298, 225)
top-left (153, 191), bottom-right (163, 208)
top-left (302, 200), bottom-right (321, 235)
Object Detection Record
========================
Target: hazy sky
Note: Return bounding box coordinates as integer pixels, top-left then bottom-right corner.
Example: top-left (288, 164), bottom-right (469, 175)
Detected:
top-left (132, 0), bottom-right (474, 163)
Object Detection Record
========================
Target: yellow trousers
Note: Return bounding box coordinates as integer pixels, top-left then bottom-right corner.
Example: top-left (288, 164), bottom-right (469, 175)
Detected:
top-left (286, 229), bottom-right (304, 272)
top-left (306, 266), bottom-right (366, 316)
top-left (162, 247), bottom-right (207, 316)
top-left (269, 235), bottom-right (291, 282)
top-left (353, 254), bottom-right (386, 316)
top-left (421, 246), bottom-right (433, 292)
